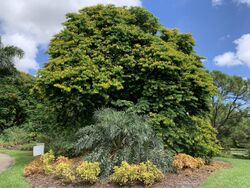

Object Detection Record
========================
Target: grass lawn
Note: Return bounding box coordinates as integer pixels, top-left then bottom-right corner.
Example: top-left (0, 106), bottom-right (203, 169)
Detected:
top-left (202, 157), bottom-right (250, 188)
top-left (0, 149), bottom-right (33, 188)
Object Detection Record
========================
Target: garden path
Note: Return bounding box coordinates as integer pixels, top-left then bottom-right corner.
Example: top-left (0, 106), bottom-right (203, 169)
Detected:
top-left (0, 153), bottom-right (13, 173)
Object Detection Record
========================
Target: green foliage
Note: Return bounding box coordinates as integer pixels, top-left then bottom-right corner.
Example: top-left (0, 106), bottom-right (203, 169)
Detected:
top-left (150, 113), bottom-right (220, 158)
top-left (76, 108), bottom-right (172, 177)
top-left (0, 37), bottom-right (24, 76)
top-left (37, 125), bottom-right (78, 157)
top-left (33, 5), bottom-right (217, 157)
top-left (76, 161), bottom-right (101, 183)
top-left (0, 72), bottom-right (35, 133)
top-left (211, 71), bottom-right (250, 149)
top-left (211, 71), bottom-right (250, 136)
top-left (110, 161), bottom-right (164, 185)
top-left (0, 126), bottom-right (31, 145)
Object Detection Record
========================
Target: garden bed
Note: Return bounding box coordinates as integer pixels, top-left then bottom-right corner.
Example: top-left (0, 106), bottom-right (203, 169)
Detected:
top-left (26, 161), bottom-right (230, 188)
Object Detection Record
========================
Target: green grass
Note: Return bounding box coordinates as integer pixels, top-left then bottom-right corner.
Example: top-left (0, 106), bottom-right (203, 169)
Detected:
top-left (0, 149), bottom-right (33, 188)
top-left (202, 157), bottom-right (250, 188)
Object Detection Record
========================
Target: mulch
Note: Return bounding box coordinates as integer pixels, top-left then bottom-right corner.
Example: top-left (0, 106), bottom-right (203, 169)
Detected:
top-left (26, 161), bottom-right (231, 188)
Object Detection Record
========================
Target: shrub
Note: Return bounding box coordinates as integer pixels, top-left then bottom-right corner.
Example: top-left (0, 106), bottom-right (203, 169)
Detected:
top-left (23, 157), bottom-right (43, 177)
top-left (37, 126), bottom-right (78, 157)
top-left (139, 161), bottom-right (164, 185)
top-left (19, 143), bottom-right (35, 151)
top-left (110, 161), bottom-right (164, 185)
top-left (41, 150), bottom-right (55, 174)
top-left (55, 156), bottom-right (70, 164)
top-left (54, 160), bottom-right (76, 182)
top-left (0, 127), bottom-right (30, 145)
top-left (172, 153), bottom-right (205, 170)
top-left (76, 108), bottom-right (173, 176)
top-left (76, 161), bottom-right (100, 183)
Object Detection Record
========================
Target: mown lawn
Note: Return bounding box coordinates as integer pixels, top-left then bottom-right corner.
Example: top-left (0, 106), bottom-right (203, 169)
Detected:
top-left (202, 157), bottom-right (250, 188)
top-left (0, 149), bottom-right (33, 188)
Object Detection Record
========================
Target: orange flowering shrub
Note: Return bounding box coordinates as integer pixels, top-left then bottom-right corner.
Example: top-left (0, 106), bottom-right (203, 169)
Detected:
top-left (172, 153), bottom-right (205, 170)
top-left (24, 157), bottom-right (43, 177)
top-left (54, 156), bottom-right (70, 165)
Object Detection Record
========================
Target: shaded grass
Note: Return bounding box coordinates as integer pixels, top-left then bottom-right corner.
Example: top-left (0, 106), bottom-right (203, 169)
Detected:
top-left (0, 149), bottom-right (33, 188)
top-left (202, 157), bottom-right (250, 188)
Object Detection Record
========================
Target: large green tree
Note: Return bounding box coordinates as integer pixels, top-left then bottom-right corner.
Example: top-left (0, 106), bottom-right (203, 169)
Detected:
top-left (0, 37), bottom-right (28, 132)
top-left (211, 71), bottom-right (250, 138)
top-left (0, 72), bottom-right (35, 132)
top-left (211, 71), bottom-right (250, 149)
top-left (34, 5), bottom-right (219, 157)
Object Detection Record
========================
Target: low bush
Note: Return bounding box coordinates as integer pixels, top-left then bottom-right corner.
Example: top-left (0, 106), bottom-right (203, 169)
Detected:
top-left (76, 161), bottom-right (100, 183)
top-left (23, 157), bottom-right (43, 177)
top-left (54, 160), bottom-right (76, 182)
top-left (110, 161), bottom-right (164, 185)
top-left (76, 108), bottom-right (173, 176)
top-left (40, 150), bottom-right (55, 174)
top-left (0, 126), bottom-right (30, 145)
top-left (24, 151), bottom-right (100, 184)
top-left (37, 127), bottom-right (78, 157)
top-left (172, 153), bottom-right (204, 170)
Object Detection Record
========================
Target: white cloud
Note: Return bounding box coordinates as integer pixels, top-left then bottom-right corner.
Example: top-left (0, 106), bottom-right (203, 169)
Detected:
top-left (235, 0), bottom-right (250, 6)
top-left (0, 0), bottom-right (142, 73)
top-left (214, 34), bottom-right (250, 67)
top-left (212, 0), bottom-right (250, 6)
top-left (219, 34), bottom-right (231, 41)
top-left (212, 0), bottom-right (223, 6)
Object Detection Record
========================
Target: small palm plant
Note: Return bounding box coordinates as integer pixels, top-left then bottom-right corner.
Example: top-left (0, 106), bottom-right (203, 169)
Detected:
top-left (76, 108), bottom-right (172, 176)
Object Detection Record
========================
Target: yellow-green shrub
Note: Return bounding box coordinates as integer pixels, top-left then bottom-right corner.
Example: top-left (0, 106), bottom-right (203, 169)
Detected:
top-left (24, 157), bottom-right (43, 177)
top-left (139, 161), bottom-right (164, 185)
top-left (172, 153), bottom-right (205, 170)
top-left (110, 161), bottom-right (140, 185)
top-left (76, 161), bottom-right (100, 183)
top-left (41, 150), bottom-right (55, 174)
top-left (110, 161), bottom-right (164, 185)
top-left (54, 161), bottom-right (75, 182)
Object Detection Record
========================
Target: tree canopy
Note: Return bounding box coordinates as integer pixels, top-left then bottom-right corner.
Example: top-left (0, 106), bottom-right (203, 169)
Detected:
top-left (33, 5), bottom-right (219, 157)
top-left (0, 37), bottom-right (24, 76)
top-left (211, 71), bottom-right (250, 138)
top-left (211, 71), bottom-right (250, 148)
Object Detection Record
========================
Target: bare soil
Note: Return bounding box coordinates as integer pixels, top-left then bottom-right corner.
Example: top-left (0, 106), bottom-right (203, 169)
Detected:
top-left (26, 161), bottom-right (231, 188)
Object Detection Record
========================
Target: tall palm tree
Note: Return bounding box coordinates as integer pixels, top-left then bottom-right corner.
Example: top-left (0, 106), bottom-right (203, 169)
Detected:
top-left (0, 37), bottom-right (24, 75)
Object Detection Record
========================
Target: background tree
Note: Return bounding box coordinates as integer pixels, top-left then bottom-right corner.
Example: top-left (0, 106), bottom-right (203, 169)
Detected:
top-left (0, 72), bottom-right (35, 132)
top-left (211, 71), bottom-right (250, 139)
top-left (33, 5), bottom-right (219, 157)
top-left (0, 38), bottom-right (35, 132)
top-left (0, 37), bottom-right (24, 76)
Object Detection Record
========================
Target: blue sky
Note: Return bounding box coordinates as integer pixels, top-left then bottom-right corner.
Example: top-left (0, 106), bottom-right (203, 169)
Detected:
top-left (143, 0), bottom-right (250, 78)
top-left (0, 0), bottom-right (249, 78)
